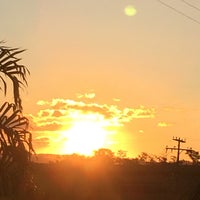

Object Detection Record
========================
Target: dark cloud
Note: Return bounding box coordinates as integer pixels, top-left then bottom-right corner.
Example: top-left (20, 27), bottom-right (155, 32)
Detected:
top-left (68, 104), bottom-right (112, 118)
top-left (33, 137), bottom-right (50, 148)
top-left (32, 122), bottom-right (64, 132)
top-left (135, 109), bottom-right (155, 118)
top-left (40, 110), bottom-right (51, 117)
top-left (52, 110), bottom-right (63, 117)
top-left (51, 101), bottom-right (67, 109)
top-left (32, 99), bottom-right (156, 133)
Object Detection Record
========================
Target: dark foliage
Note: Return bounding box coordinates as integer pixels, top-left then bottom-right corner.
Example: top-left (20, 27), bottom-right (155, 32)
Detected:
top-left (0, 44), bottom-right (35, 199)
top-left (32, 156), bottom-right (200, 200)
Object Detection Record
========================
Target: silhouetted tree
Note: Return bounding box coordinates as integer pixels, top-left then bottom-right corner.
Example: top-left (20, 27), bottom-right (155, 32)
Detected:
top-left (94, 148), bottom-right (115, 166)
top-left (116, 150), bottom-right (127, 159)
top-left (94, 148), bottom-right (114, 158)
top-left (0, 44), bottom-right (35, 199)
top-left (137, 152), bottom-right (167, 164)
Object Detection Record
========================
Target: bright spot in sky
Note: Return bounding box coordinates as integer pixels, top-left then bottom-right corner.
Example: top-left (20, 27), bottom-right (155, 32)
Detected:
top-left (124, 5), bottom-right (137, 17)
top-left (62, 119), bottom-right (110, 156)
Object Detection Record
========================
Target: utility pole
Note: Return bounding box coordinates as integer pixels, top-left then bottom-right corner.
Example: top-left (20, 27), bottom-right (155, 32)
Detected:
top-left (173, 137), bottom-right (186, 163)
top-left (166, 137), bottom-right (186, 164)
top-left (166, 137), bottom-right (200, 164)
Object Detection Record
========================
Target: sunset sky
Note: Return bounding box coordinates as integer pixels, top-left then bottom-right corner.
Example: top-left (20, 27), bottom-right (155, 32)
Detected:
top-left (1, 0), bottom-right (200, 158)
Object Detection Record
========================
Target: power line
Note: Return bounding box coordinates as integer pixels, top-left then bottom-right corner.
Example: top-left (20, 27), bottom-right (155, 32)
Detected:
top-left (182, 0), bottom-right (200, 12)
top-left (157, 0), bottom-right (200, 25)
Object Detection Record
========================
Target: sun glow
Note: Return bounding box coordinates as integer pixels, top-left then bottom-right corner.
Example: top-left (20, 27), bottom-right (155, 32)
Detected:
top-left (62, 116), bottom-right (112, 156)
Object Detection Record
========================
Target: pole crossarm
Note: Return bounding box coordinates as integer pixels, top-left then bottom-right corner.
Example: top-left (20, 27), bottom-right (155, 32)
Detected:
top-left (173, 137), bottom-right (186, 143)
top-left (166, 147), bottom-right (189, 151)
top-left (166, 137), bottom-right (200, 164)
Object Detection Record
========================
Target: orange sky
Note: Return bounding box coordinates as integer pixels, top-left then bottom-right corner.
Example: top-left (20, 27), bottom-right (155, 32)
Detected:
top-left (1, 0), bottom-right (200, 158)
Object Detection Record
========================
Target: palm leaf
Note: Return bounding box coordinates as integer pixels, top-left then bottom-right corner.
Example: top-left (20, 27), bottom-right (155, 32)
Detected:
top-left (0, 76), bottom-right (7, 95)
top-left (0, 49), bottom-right (25, 64)
top-left (0, 46), bottom-right (29, 110)
top-left (0, 102), bottom-right (32, 153)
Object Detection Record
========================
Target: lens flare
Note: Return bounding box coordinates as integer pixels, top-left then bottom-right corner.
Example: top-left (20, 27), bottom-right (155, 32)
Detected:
top-left (124, 5), bottom-right (137, 17)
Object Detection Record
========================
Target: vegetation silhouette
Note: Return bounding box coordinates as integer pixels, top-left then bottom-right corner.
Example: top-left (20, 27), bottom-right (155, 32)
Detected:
top-left (32, 149), bottom-right (200, 200)
top-left (0, 43), bottom-right (35, 199)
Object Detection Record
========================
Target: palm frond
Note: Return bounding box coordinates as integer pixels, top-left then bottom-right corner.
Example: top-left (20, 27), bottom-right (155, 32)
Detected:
top-left (0, 45), bottom-right (30, 110)
top-left (0, 49), bottom-right (25, 64)
top-left (0, 76), bottom-right (7, 95)
top-left (0, 102), bottom-right (33, 157)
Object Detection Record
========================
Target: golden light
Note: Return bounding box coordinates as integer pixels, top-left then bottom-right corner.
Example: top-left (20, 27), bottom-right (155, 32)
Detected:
top-left (124, 5), bottom-right (137, 17)
top-left (61, 115), bottom-right (112, 156)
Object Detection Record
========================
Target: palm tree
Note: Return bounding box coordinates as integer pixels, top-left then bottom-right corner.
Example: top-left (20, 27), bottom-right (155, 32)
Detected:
top-left (0, 43), bottom-right (35, 199)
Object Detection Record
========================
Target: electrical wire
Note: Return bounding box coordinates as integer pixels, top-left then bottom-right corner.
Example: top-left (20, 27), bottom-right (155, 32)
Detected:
top-left (157, 0), bottom-right (200, 25)
top-left (182, 0), bottom-right (200, 12)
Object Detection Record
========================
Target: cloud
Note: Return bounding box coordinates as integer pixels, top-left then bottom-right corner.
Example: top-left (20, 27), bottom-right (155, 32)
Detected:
top-left (38, 110), bottom-right (51, 117)
top-left (36, 100), bottom-right (50, 106)
top-left (28, 96), bottom-right (157, 154)
top-left (113, 98), bottom-right (120, 102)
top-left (76, 92), bottom-right (96, 99)
top-left (121, 106), bottom-right (155, 120)
top-left (157, 122), bottom-right (173, 127)
top-left (30, 98), bottom-right (156, 133)
top-left (52, 110), bottom-right (63, 117)
top-left (35, 99), bottom-right (156, 121)
top-left (34, 122), bottom-right (64, 131)
top-left (34, 137), bottom-right (50, 148)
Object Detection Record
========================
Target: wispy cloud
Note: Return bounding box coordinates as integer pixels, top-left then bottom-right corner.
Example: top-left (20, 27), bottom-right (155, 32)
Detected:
top-left (31, 98), bottom-right (155, 127)
top-left (76, 92), bottom-right (96, 99)
top-left (157, 122), bottom-right (173, 127)
top-left (113, 98), bottom-right (120, 102)
top-left (28, 97), bottom-right (156, 152)
top-left (34, 137), bottom-right (50, 148)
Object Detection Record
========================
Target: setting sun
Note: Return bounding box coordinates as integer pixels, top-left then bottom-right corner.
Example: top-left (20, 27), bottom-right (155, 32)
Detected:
top-left (61, 115), bottom-right (112, 156)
